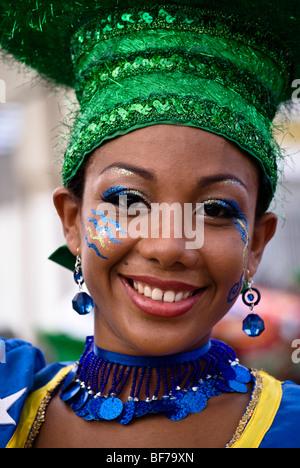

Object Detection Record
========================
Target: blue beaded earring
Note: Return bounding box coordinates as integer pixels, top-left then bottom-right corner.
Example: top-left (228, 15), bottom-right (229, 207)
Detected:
top-left (242, 278), bottom-right (264, 337)
top-left (72, 254), bottom-right (94, 315)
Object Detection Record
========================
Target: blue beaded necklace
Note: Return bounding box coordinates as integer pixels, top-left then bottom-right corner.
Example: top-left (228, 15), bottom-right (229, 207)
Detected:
top-left (60, 336), bottom-right (252, 424)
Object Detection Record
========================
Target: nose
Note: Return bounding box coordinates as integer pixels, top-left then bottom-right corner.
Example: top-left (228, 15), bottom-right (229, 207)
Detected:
top-left (137, 236), bottom-right (199, 269)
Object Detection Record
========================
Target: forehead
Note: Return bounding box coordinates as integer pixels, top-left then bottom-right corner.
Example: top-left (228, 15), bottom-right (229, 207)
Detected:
top-left (86, 125), bottom-right (259, 190)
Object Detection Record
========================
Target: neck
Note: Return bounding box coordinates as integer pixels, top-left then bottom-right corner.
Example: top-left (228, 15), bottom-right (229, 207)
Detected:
top-left (94, 341), bottom-right (212, 366)
top-left (60, 336), bottom-right (252, 424)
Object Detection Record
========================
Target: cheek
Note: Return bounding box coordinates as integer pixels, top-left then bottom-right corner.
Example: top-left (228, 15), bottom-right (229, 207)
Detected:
top-left (203, 221), bottom-right (250, 302)
top-left (83, 207), bottom-right (129, 260)
top-left (81, 207), bottom-right (136, 302)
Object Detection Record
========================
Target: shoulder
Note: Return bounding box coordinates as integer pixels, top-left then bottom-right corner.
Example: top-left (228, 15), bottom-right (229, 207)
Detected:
top-left (0, 338), bottom-right (47, 402)
top-left (230, 371), bottom-right (300, 448)
top-left (0, 338), bottom-right (70, 448)
top-left (259, 377), bottom-right (300, 448)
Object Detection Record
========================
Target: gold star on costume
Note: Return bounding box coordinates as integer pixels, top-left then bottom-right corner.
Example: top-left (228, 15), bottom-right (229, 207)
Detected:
top-left (0, 388), bottom-right (27, 426)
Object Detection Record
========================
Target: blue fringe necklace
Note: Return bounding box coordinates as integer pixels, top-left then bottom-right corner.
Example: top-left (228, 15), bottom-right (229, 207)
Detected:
top-left (60, 336), bottom-right (252, 424)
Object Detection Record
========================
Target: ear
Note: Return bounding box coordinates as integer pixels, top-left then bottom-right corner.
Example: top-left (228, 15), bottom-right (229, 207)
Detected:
top-left (53, 187), bottom-right (81, 256)
top-left (247, 212), bottom-right (278, 277)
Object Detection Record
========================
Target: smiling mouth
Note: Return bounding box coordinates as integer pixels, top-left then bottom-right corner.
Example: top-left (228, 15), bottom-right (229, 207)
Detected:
top-left (124, 277), bottom-right (200, 303)
top-left (120, 275), bottom-right (205, 318)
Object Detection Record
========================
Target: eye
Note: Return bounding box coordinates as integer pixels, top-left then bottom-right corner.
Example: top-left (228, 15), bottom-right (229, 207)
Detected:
top-left (101, 186), bottom-right (151, 211)
top-left (202, 199), bottom-right (242, 219)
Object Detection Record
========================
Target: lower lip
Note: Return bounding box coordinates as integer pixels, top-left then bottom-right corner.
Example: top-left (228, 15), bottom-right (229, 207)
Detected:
top-left (120, 276), bottom-right (205, 318)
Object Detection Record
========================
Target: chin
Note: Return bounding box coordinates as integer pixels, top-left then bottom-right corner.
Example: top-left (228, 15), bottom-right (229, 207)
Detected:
top-left (118, 324), bottom-right (210, 357)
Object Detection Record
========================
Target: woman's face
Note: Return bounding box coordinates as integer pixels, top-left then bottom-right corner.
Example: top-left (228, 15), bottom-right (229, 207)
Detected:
top-left (55, 125), bottom-right (277, 356)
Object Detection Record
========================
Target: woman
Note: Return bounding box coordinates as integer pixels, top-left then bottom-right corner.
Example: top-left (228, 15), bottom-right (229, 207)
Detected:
top-left (0, 0), bottom-right (300, 448)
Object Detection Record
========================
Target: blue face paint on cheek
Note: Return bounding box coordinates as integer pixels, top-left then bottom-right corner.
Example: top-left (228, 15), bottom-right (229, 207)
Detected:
top-left (85, 235), bottom-right (108, 259)
top-left (90, 209), bottom-right (127, 237)
top-left (226, 203), bottom-right (249, 303)
top-left (86, 208), bottom-right (128, 258)
top-left (234, 216), bottom-right (248, 245)
top-left (227, 274), bottom-right (244, 303)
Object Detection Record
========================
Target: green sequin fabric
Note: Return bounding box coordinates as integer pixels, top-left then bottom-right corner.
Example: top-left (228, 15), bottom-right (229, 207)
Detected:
top-left (1, 0), bottom-right (300, 207)
top-left (64, 4), bottom-right (289, 202)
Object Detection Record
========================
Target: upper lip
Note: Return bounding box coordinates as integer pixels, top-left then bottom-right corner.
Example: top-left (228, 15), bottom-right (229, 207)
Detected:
top-left (121, 274), bottom-right (201, 292)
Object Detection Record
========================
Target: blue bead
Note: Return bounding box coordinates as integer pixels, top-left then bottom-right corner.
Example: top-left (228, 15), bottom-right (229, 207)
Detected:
top-left (248, 293), bottom-right (255, 301)
top-left (243, 313), bottom-right (265, 337)
top-left (74, 267), bottom-right (84, 285)
top-left (72, 292), bottom-right (94, 315)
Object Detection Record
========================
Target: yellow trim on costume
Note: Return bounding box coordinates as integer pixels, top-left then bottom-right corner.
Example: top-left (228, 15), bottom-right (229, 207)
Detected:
top-left (231, 371), bottom-right (283, 448)
top-left (6, 368), bottom-right (282, 448)
top-left (6, 365), bottom-right (74, 448)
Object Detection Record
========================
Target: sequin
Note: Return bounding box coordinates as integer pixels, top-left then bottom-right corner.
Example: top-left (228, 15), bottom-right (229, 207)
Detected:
top-left (77, 50), bottom-right (275, 117)
top-left (166, 402), bottom-right (190, 421)
top-left (68, 387), bottom-right (89, 411)
top-left (60, 381), bottom-right (82, 402)
top-left (118, 399), bottom-right (135, 425)
top-left (79, 408), bottom-right (94, 420)
top-left (60, 4), bottom-right (287, 208)
top-left (216, 379), bottom-right (235, 393)
top-left (63, 94), bottom-right (279, 210)
top-left (0, 4), bottom-right (295, 210)
top-left (134, 400), bottom-right (151, 417)
top-left (218, 362), bottom-right (237, 380)
top-left (59, 337), bottom-right (252, 425)
top-left (88, 396), bottom-right (104, 420)
top-left (99, 397), bottom-right (124, 420)
top-left (151, 396), bottom-right (177, 412)
top-left (182, 391), bottom-right (207, 414)
top-left (60, 366), bottom-right (78, 392)
top-left (233, 365), bottom-right (252, 384)
top-left (227, 380), bottom-right (248, 393)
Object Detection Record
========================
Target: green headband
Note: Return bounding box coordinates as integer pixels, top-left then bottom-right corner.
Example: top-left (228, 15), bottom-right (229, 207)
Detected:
top-left (1, 0), bottom-right (299, 270)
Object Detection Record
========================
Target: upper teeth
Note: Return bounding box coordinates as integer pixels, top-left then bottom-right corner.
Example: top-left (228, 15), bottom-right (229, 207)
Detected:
top-left (132, 281), bottom-right (194, 303)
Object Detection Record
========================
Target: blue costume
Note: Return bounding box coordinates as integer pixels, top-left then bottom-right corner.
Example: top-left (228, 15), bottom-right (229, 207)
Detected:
top-left (1, 338), bottom-right (300, 448)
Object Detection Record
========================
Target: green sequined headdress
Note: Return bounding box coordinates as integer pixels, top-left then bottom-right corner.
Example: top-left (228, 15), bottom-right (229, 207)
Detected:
top-left (1, 0), bottom-right (299, 269)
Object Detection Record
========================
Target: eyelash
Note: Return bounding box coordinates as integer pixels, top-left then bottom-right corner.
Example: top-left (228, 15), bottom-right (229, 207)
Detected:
top-left (202, 199), bottom-right (243, 220)
top-left (102, 188), bottom-right (243, 220)
top-left (101, 187), bottom-right (151, 207)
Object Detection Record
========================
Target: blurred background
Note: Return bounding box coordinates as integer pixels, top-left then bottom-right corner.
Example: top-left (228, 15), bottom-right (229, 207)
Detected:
top-left (0, 58), bottom-right (300, 381)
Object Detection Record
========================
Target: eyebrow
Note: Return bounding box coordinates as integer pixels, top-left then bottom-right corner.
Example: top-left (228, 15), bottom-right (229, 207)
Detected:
top-left (101, 164), bottom-right (248, 191)
top-left (100, 163), bottom-right (157, 182)
top-left (198, 174), bottom-right (249, 192)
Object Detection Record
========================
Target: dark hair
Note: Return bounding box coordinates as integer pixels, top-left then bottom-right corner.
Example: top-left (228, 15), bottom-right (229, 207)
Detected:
top-left (256, 172), bottom-right (271, 219)
top-left (66, 151), bottom-right (93, 200)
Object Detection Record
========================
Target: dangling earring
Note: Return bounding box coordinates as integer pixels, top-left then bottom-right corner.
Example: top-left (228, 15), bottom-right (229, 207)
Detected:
top-left (242, 277), bottom-right (264, 337)
top-left (72, 254), bottom-right (94, 315)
